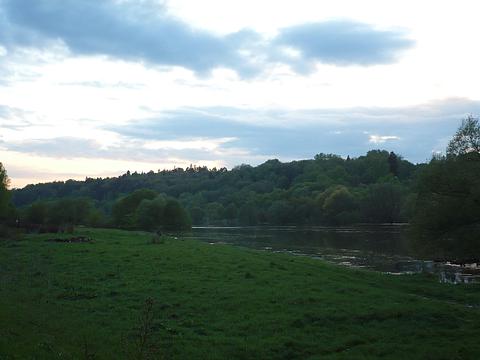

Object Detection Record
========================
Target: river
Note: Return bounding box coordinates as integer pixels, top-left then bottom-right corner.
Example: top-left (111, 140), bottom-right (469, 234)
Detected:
top-left (186, 225), bottom-right (480, 284)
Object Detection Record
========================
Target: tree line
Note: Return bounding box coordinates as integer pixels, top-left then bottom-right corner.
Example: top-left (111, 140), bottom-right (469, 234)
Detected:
top-left (11, 149), bottom-right (418, 228)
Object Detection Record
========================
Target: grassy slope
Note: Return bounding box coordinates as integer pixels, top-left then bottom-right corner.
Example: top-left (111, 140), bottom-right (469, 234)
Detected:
top-left (1, 228), bottom-right (480, 359)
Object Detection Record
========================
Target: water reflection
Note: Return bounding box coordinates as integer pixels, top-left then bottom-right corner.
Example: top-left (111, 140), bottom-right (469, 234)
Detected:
top-left (186, 225), bottom-right (480, 284)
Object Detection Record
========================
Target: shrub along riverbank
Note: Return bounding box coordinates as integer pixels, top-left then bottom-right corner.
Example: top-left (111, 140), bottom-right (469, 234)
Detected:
top-left (1, 228), bottom-right (480, 359)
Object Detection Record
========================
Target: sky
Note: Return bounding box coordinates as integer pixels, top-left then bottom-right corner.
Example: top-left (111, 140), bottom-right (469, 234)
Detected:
top-left (1, 0), bottom-right (479, 188)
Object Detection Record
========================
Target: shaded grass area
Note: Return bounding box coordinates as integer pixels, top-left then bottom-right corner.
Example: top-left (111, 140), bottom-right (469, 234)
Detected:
top-left (1, 228), bottom-right (480, 359)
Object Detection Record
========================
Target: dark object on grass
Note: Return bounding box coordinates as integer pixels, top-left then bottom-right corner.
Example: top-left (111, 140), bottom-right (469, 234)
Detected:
top-left (46, 236), bottom-right (93, 243)
top-left (244, 271), bottom-right (254, 279)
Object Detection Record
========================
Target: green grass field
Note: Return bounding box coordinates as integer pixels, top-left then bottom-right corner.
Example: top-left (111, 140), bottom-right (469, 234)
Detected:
top-left (1, 228), bottom-right (480, 359)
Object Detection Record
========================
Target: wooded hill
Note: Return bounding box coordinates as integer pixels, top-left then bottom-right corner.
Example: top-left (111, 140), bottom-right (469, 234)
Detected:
top-left (12, 150), bottom-right (420, 227)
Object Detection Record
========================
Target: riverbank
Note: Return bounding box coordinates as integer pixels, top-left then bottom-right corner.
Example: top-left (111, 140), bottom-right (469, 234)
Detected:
top-left (1, 228), bottom-right (480, 359)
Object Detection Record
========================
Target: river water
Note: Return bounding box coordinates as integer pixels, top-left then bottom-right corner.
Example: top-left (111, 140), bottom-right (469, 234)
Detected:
top-left (186, 225), bottom-right (480, 284)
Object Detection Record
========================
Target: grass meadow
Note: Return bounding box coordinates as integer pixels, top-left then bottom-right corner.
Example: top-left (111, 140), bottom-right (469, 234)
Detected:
top-left (1, 228), bottom-right (480, 359)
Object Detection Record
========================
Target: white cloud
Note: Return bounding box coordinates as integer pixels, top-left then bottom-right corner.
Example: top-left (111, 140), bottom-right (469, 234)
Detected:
top-left (143, 137), bottom-right (236, 151)
top-left (368, 135), bottom-right (400, 144)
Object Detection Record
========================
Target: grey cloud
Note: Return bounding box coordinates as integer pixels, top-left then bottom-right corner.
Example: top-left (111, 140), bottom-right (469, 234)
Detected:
top-left (121, 117), bottom-right (396, 162)
top-left (6, 136), bottom-right (254, 164)
top-left (111, 108), bottom-right (258, 140)
top-left (8, 137), bottom-right (106, 159)
top-left (0, 104), bottom-right (32, 129)
top-left (0, 0), bottom-right (260, 76)
top-left (272, 21), bottom-right (413, 71)
top-left (0, 1), bottom-right (413, 75)
top-left (108, 98), bottom-right (479, 164)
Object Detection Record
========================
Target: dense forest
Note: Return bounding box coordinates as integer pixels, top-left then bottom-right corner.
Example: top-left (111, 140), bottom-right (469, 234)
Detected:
top-left (1, 116), bottom-right (479, 260)
top-left (11, 149), bottom-right (419, 228)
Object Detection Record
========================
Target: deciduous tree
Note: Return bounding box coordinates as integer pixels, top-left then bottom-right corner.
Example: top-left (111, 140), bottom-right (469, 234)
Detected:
top-left (446, 115), bottom-right (480, 157)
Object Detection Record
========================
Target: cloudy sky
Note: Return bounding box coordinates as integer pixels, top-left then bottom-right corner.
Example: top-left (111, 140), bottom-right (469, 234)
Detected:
top-left (1, 0), bottom-right (479, 188)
